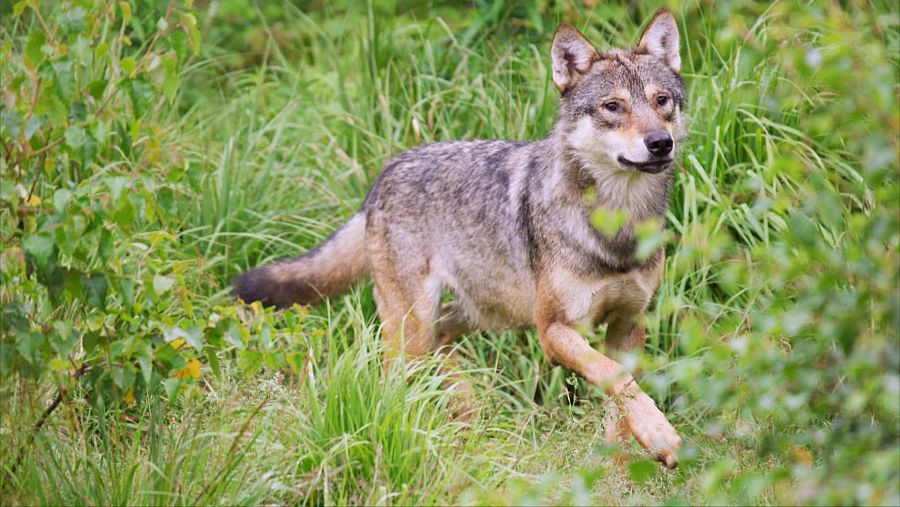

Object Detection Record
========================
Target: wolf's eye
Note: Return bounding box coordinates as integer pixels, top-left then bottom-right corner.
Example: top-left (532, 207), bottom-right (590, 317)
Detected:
top-left (603, 101), bottom-right (621, 112)
top-left (656, 95), bottom-right (669, 106)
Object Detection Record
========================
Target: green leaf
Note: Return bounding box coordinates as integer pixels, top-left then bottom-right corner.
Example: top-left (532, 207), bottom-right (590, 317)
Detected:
top-left (118, 1), bottom-right (132, 25)
top-left (206, 349), bottom-right (221, 377)
top-left (161, 53), bottom-right (179, 103)
top-left (95, 43), bottom-right (110, 60)
top-left (117, 279), bottom-right (134, 309)
top-left (169, 31), bottom-right (188, 62)
top-left (24, 115), bottom-right (44, 140)
top-left (70, 35), bottom-right (91, 63)
top-left (16, 332), bottom-right (45, 365)
top-left (111, 364), bottom-right (136, 391)
top-left (82, 273), bottom-right (109, 307)
top-left (53, 188), bottom-right (72, 212)
top-left (97, 228), bottom-right (114, 261)
top-left (635, 219), bottom-right (667, 261)
top-left (106, 176), bottom-right (129, 200)
top-left (0, 107), bottom-right (22, 138)
top-left (65, 124), bottom-right (86, 151)
top-left (591, 208), bottom-right (630, 237)
top-left (60, 6), bottom-right (87, 34)
top-left (121, 78), bottom-right (154, 117)
top-left (0, 343), bottom-right (17, 374)
top-left (50, 59), bottom-right (74, 105)
top-left (627, 459), bottom-right (657, 485)
top-left (35, 87), bottom-right (66, 125)
top-left (91, 119), bottom-right (111, 144)
top-left (23, 233), bottom-right (54, 269)
top-left (50, 321), bottom-right (75, 357)
top-left (24, 30), bottom-right (46, 68)
top-left (224, 324), bottom-right (246, 349)
top-left (13, 1), bottom-right (28, 16)
top-left (236, 350), bottom-right (263, 377)
top-left (83, 331), bottom-right (99, 355)
top-left (138, 350), bottom-right (153, 385)
top-left (789, 213), bottom-right (818, 246)
top-left (183, 327), bottom-right (203, 352)
top-left (163, 378), bottom-right (181, 400)
top-left (112, 194), bottom-right (135, 228)
top-left (64, 268), bottom-right (83, 302)
top-left (64, 124), bottom-right (97, 167)
top-left (0, 302), bottom-right (29, 333)
top-left (120, 56), bottom-right (136, 76)
top-left (153, 275), bottom-right (175, 295)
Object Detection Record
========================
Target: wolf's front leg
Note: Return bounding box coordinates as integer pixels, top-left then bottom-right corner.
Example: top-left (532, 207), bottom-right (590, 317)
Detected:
top-left (535, 317), bottom-right (681, 468)
top-left (602, 322), bottom-right (649, 446)
top-left (602, 320), bottom-right (680, 467)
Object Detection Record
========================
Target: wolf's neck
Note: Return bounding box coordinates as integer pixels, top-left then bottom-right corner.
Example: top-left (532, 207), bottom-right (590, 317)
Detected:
top-left (556, 145), bottom-right (673, 223)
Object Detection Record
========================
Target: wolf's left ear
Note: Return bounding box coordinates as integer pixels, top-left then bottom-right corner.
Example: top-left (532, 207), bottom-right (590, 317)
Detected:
top-left (551, 24), bottom-right (599, 93)
top-left (637, 8), bottom-right (681, 73)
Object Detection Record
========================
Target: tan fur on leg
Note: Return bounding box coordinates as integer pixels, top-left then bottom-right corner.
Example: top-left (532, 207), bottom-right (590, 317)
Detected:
top-left (535, 304), bottom-right (680, 468)
top-left (435, 302), bottom-right (477, 421)
top-left (603, 321), bottom-right (649, 447)
top-left (367, 234), bottom-right (436, 369)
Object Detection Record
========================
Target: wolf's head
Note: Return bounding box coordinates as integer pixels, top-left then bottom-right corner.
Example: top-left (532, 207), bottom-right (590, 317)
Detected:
top-left (551, 8), bottom-right (686, 175)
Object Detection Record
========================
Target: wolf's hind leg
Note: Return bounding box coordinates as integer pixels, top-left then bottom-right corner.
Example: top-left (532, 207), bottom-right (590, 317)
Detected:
top-left (435, 301), bottom-right (472, 350)
top-left (367, 238), bottom-right (477, 420)
top-left (434, 301), bottom-right (477, 420)
top-left (369, 259), bottom-right (438, 368)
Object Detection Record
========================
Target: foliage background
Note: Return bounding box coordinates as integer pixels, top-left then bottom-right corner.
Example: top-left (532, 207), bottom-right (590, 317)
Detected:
top-left (1, 0), bottom-right (897, 504)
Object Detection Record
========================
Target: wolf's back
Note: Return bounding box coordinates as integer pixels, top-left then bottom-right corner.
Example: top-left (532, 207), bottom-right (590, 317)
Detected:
top-left (233, 213), bottom-right (368, 307)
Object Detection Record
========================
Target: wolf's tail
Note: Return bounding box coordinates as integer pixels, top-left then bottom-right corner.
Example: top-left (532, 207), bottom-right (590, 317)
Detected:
top-left (233, 213), bottom-right (369, 307)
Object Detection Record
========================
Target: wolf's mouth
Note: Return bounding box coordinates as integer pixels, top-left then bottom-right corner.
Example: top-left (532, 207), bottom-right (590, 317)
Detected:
top-left (617, 156), bottom-right (673, 174)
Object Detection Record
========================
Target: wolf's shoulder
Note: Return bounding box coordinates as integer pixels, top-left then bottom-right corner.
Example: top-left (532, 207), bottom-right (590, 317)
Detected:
top-left (377, 139), bottom-right (533, 184)
top-left (393, 139), bottom-right (531, 164)
top-left (363, 140), bottom-right (534, 209)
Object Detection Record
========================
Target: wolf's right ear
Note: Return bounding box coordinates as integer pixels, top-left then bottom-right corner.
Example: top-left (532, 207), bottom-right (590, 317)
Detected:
top-left (551, 24), bottom-right (598, 94)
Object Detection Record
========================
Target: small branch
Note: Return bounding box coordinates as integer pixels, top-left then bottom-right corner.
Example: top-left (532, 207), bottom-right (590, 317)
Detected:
top-left (6, 363), bottom-right (91, 481)
top-left (9, 135), bottom-right (63, 170)
top-left (90, 0), bottom-right (117, 40)
top-left (30, 5), bottom-right (58, 46)
top-left (25, 140), bottom-right (50, 203)
top-left (129, 0), bottom-right (176, 79)
top-left (26, 77), bottom-right (41, 120)
top-left (0, 134), bottom-right (13, 164)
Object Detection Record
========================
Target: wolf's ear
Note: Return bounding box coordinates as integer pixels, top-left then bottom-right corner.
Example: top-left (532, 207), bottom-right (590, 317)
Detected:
top-left (551, 24), bottom-right (598, 94)
top-left (637, 8), bottom-right (681, 73)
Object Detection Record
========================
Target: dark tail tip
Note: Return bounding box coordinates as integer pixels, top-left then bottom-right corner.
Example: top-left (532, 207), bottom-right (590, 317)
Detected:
top-left (232, 264), bottom-right (323, 308)
top-left (232, 268), bottom-right (276, 307)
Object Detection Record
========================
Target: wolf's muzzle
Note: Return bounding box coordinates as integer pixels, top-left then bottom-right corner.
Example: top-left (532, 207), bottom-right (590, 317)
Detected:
top-left (617, 155), bottom-right (672, 174)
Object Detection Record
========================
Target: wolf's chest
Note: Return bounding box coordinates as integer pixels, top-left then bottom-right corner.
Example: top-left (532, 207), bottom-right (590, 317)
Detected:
top-left (550, 258), bottom-right (663, 326)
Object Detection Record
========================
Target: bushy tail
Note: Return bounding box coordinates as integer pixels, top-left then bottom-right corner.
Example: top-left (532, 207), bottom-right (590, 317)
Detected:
top-left (233, 213), bottom-right (369, 307)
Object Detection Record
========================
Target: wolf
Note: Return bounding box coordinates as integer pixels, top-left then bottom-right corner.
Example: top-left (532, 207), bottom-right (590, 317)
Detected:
top-left (234, 8), bottom-right (686, 468)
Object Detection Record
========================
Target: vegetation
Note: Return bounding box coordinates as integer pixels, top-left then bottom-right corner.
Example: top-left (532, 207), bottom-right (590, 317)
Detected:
top-left (1, 0), bottom-right (897, 504)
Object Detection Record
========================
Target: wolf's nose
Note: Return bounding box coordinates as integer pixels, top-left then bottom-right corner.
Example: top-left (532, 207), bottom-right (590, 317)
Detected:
top-left (644, 130), bottom-right (673, 157)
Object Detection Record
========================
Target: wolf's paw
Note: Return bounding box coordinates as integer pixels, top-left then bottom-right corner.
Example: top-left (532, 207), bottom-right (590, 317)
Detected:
top-left (622, 389), bottom-right (682, 469)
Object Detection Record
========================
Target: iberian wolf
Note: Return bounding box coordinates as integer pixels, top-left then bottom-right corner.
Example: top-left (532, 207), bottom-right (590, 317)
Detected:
top-left (235, 8), bottom-right (685, 468)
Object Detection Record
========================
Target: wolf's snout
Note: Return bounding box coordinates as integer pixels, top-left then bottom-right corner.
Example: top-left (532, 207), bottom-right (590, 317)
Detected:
top-left (644, 130), bottom-right (673, 157)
